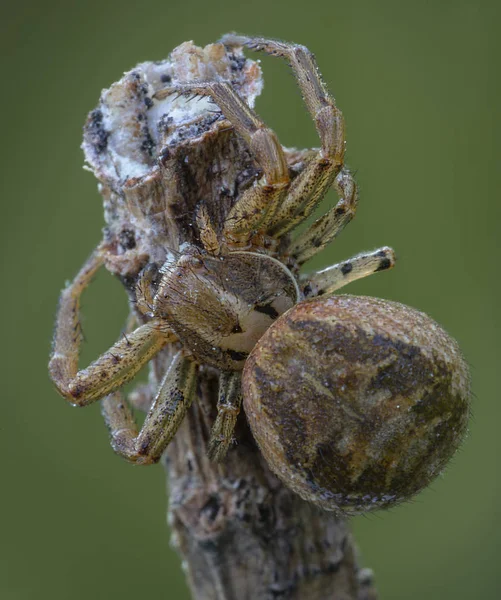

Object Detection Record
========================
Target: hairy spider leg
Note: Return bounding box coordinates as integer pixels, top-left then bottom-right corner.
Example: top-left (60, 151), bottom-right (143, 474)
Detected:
top-left (136, 263), bottom-right (160, 316)
top-left (49, 248), bottom-right (173, 406)
top-left (154, 82), bottom-right (290, 246)
top-left (287, 170), bottom-right (359, 265)
top-left (196, 204), bottom-right (221, 255)
top-left (207, 371), bottom-right (243, 462)
top-left (221, 35), bottom-right (358, 241)
top-left (102, 352), bottom-right (197, 464)
top-left (302, 247), bottom-right (396, 298)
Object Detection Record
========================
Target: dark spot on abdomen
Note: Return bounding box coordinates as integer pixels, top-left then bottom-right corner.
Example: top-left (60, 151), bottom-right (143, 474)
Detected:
top-left (254, 303), bottom-right (279, 319)
top-left (226, 349), bottom-right (249, 361)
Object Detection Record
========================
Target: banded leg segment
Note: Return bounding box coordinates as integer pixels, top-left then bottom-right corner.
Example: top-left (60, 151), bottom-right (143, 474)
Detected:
top-left (155, 82), bottom-right (290, 243)
top-left (102, 352), bottom-right (197, 464)
top-left (207, 371), bottom-right (242, 462)
top-left (303, 247), bottom-right (396, 298)
top-left (49, 248), bottom-right (173, 406)
top-left (136, 263), bottom-right (160, 317)
top-left (221, 35), bottom-right (344, 161)
top-left (50, 249), bottom-right (104, 387)
top-left (222, 35), bottom-right (349, 237)
top-left (287, 168), bottom-right (359, 265)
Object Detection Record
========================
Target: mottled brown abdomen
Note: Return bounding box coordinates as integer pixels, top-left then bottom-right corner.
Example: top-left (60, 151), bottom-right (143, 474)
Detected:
top-left (243, 295), bottom-right (471, 514)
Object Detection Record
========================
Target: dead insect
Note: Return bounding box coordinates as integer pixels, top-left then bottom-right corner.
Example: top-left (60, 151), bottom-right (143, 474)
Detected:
top-left (49, 35), bottom-right (470, 514)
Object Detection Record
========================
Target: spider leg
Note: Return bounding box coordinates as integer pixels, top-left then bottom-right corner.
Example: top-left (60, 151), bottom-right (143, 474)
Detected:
top-left (196, 204), bottom-right (221, 255)
top-left (207, 371), bottom-right (242, 462)
top-left (128, 347), bottom-right (181, 413)
top-left (135, 263), bottom-right (160, 316)
top-left (102, 352), bottom-right (197, 464)
top-left (221, 34), bottom-right (357, 239)
top-left (302, 247), bottom-right (396, 298)
top-left (49, 248), bottom-right (173, 406)
top-left (155, 82), bottom-right (290, 245)
top-left (287, 169), bottom-right (358, 265)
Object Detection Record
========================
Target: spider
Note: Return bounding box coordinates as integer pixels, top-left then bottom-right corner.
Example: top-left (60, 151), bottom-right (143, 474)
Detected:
top-left (49, 34), bottom-right (396, 467)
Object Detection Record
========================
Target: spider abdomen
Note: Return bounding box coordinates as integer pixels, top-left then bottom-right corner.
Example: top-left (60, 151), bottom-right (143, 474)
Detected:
top-left (242, 295), bottom-right (471, 514)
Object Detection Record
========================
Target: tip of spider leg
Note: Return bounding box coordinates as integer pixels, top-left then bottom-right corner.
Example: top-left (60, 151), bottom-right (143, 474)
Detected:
top-left (375, 247), bottom-right (397, 271)
top-left (219, 33), bottom-right (245, 45)
top-left (207, 440), bottom-right (227, 463)
top-left (153, 88), bottom-right (175, 100)
top-left (153, 87), bottom-right (197, 102)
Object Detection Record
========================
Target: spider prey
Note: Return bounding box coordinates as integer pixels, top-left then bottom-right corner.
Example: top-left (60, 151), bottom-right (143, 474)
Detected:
top-left (49, 35), bottom-right (396, 465)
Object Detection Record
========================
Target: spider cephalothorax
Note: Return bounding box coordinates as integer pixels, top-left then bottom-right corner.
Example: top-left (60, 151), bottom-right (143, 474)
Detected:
top-left (49, 35), bottom-right (470, 513)
top-left (143, 245), bottom-right (299, 370)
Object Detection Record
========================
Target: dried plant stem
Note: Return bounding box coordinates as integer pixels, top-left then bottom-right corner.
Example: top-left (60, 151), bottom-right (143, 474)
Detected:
top-left (80, 38), bottom-right (378, 600)
top-left (158, 353), bottom-right (376, 600)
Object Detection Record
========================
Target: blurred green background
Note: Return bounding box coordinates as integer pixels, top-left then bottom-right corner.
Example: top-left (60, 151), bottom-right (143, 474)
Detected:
top-left (1, 0), bottom-right (499, 598)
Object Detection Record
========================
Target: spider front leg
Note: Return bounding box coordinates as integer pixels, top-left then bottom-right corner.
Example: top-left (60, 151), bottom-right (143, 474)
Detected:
top-left (154, 82), bottom-right (290, 245)
top-left (302, 247), bottom-right (396, 298)
top-left (102, 352), bottom-right (197, 464)
top-left (49, 248), bottom-right (173, 406)
top-left (287, 169), bottom-right (358, 265)
top-left (222, 34), bottom-right (353, 238)
top-left (207, 371), bottom-right (242, 462)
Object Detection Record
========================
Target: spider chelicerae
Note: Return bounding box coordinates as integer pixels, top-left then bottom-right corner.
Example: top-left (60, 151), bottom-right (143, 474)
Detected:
top-left (49, 34), bottom-right (395, 465)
